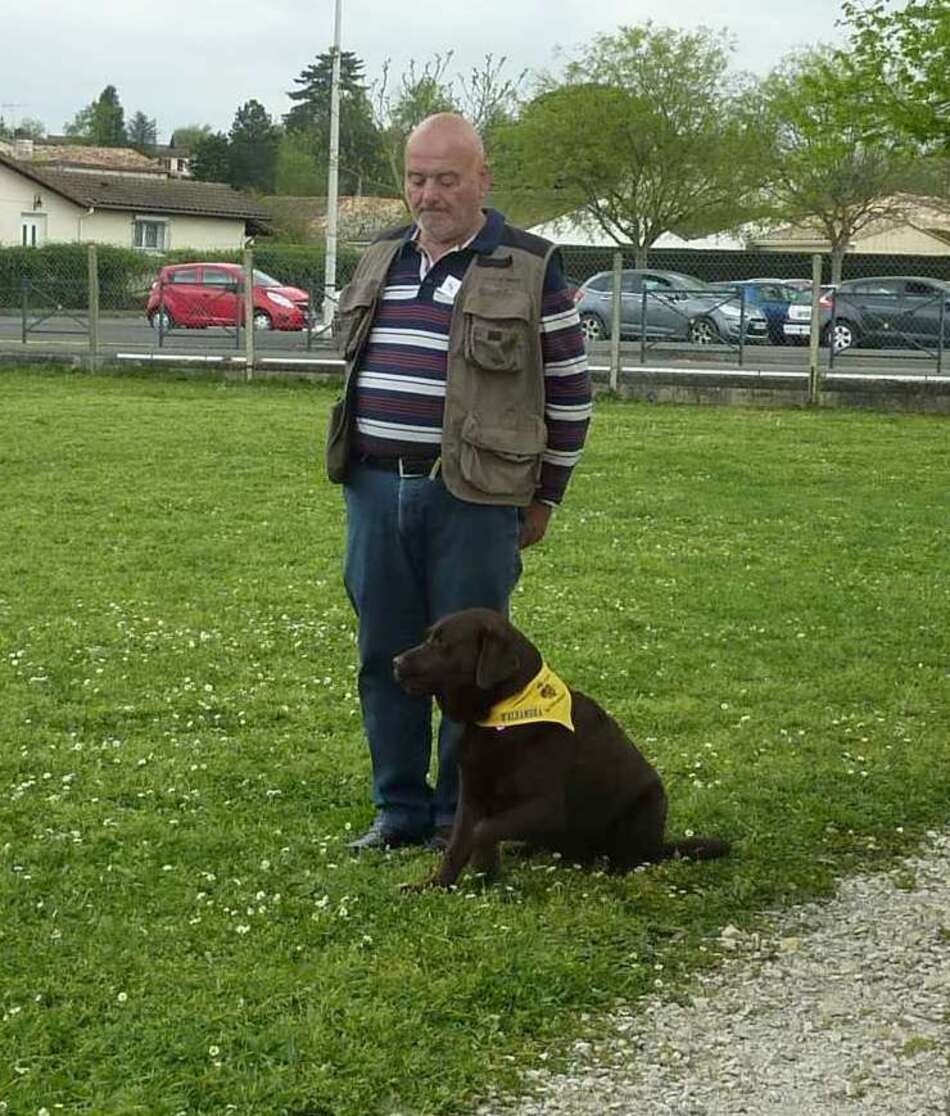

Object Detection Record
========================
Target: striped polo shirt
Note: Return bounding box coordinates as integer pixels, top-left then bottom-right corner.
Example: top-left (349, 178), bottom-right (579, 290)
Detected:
top-left (351, 208), bottom-right (591, 505)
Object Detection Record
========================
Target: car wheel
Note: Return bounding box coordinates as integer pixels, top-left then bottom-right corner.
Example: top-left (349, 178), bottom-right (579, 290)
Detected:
top-left (253, 309), bottom-right (274, 331)
top-left (689, 316), bottom-right (720, 345)
top-left (578, 313), bottom-right (607, 343)
top-left (823, 319), bottom-right (857, 352)
top-left (149, 309), bottom-right (175, 332)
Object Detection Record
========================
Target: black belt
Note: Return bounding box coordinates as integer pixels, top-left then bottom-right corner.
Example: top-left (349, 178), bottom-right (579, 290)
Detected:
top-left (357, 454), bottom-right (441, 478)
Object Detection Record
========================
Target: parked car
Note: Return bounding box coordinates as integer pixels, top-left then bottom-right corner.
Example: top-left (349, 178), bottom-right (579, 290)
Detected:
top-left (828, 276), bottom-right (950, 352)
top-left (707, 279), bottom-right (802, 344)
top-left (146, 262), bottom-right (310, 331)
top-left (573, 269), bottom-right (769, 345)
top-left (783, 286), bottom-right (835, 345)
top-left (562, 273), bottom-right (585, 300)
top-left (784, 276), bottom-right (950, 352)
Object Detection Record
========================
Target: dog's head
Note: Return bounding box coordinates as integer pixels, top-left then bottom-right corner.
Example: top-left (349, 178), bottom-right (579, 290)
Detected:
top-left (393, 608), bottom-right (541, 722)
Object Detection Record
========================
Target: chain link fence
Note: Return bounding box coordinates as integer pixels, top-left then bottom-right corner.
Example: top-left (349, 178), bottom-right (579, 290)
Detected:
top-left (0, 241), bottom-right (947, 381)
top-left (0, 244), bottom-right (360, 368)
top-left (559, 244), bottom-right (950, 379)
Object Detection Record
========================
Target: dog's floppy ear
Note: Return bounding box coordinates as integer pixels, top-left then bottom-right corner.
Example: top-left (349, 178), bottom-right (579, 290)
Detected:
top-left (475, 627), bottom-right (520, 690)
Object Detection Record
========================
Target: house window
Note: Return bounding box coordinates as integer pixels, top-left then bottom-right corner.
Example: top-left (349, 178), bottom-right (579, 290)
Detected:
top-left (133, 217), bottom-right (169, 251)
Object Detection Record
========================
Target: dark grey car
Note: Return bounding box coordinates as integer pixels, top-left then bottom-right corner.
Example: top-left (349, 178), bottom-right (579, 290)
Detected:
top-left (828, 276), bottom-right (950, 352)
top-left (573, 269), bottom-right (769, 346)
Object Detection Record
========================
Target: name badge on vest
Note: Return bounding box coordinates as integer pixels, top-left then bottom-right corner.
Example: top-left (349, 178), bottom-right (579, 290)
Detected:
top-left (434, 275), bottom-right (462, 305)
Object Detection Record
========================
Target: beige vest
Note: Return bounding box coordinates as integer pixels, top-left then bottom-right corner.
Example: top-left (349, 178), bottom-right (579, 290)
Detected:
top-left (325, 223), bottom-right (556, 506)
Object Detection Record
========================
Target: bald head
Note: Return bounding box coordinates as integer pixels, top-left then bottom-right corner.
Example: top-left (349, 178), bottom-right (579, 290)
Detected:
top-left (406, 113), bottom-right (486, 165)
top-left (404, 113), bottom-right (490, 261)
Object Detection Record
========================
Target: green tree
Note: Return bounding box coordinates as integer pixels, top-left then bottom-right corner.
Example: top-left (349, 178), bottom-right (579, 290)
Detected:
top-left (2, 116), bottom-right (45, 139)
top-left (63, 104), bottom-right (94, 141)
top-left (285, 50), bottom-right (388, 195)
top-left (373, 53), bottom-right (459, 195)
top-left (760, 48), bottom-right (915, 284)
top-left (127, 111), bottom-right (158, 151)
top-left (65, 85), bottom-right (127, 145)
top-left (493, 24), bottom-right (764, 267)
top-left (190, 131), bottom-right (232, 183)
top-left (274, 130), bottom-right (325, 195)
top-left (840, 0), bottom-right (949, 153)
top-left (457, 54), bottom-right (527, 145)
top-left (228, 99), bottom-right (280, 192)
top-left (170, 124), bottom-right (213, 149)
top-left (370, 53), bottom-right (526, 195)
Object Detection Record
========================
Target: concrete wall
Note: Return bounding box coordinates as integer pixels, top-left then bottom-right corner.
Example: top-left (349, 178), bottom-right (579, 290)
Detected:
top-left (607, 368), bottom-right (950, 415)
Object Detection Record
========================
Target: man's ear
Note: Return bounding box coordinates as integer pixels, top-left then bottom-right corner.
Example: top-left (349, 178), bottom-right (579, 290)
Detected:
top-left (475, 628), bottom-right (519, 690)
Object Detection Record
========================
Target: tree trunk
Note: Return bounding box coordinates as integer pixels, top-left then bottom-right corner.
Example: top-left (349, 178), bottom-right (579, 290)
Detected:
top-left (829, 240), bottom-right (848, 286)
top-left (635, 243), bottom-right (648, 269)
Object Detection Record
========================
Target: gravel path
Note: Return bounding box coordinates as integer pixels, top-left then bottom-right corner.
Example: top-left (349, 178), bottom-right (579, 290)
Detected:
top-left (480, 831), bottom-right (950, 1116)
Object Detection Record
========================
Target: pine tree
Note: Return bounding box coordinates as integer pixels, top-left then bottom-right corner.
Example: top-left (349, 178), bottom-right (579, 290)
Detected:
top-left (190, 132), bottom-right (232, 183)
top-left (91, 86), bottom-right (127, 145)
top-left (65, 85), bottom-right (127, 145)
top-left (228, 100), bottom-right (280, 192)
top-left (284, 51), bottom-right (388, 195)
top-left (127, 111), bottom-right (158, 151)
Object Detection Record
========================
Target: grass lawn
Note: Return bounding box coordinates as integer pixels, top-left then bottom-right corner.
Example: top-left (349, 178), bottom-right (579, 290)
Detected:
top-left (1, 366), bottom-right (948, 1116)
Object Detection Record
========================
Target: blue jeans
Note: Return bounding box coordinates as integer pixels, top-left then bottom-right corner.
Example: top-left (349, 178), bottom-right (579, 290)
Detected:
top-left (343, 464), bottom-right (522, 835)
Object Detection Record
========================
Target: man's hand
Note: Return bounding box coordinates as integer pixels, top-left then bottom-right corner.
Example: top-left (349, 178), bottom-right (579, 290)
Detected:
top-left (519, 502), bottom-right (553, 549)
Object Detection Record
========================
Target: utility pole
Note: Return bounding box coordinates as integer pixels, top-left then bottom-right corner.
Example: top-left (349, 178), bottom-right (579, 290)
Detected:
top-left (322, 0), bottom-right (342, 328)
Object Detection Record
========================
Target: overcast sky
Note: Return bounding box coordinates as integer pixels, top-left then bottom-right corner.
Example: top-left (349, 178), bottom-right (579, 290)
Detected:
top-left (5, 0), bottom-right (849, 141)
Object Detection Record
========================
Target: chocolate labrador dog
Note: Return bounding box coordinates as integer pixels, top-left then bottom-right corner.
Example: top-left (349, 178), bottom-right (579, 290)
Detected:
top-left (393, 608), bottom-right (729, 889)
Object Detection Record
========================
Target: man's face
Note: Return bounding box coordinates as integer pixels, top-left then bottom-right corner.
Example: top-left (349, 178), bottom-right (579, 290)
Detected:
top-left (404, 130), bottom-right (489, 249)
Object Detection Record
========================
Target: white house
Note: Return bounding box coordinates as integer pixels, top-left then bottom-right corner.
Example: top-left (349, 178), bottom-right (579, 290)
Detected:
top-left (153, 143), bottom-right (193, 179)
top-left (0, 151), bottom-right (269, 252)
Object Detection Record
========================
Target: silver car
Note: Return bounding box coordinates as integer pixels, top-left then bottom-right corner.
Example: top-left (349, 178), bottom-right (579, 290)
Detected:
top-left (573, 269), bottom-right (769, 345)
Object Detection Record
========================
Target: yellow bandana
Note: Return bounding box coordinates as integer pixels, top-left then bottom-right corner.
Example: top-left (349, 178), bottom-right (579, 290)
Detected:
top-left (476, 664), bottom-right (574, 732)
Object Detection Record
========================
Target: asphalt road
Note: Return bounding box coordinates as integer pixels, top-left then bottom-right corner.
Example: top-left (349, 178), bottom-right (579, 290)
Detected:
top-left (0, 313), bottom-right (946, 376)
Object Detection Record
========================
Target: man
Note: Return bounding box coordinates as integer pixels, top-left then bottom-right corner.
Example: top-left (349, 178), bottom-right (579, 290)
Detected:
top-left (326, 113), bottom-right (591, 852)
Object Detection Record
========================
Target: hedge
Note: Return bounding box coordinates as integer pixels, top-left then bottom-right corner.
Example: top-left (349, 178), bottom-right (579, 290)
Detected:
top-left (0, 242), bottom-right (365, 312)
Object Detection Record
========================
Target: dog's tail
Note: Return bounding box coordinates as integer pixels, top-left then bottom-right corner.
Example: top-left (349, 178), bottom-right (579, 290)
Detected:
top-left (661, 836), bottom-right (730, 861)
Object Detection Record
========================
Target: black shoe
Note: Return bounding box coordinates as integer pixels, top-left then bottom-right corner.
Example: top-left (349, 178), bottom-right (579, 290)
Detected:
top-left (425, 825), bottom-right (454, 852)
top-left (348, 818), bottom-right (427, 853)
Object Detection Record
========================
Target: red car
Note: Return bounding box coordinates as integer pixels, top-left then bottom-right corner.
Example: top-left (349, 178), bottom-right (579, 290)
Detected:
top-left (146, 262), bottom-right (310, 331)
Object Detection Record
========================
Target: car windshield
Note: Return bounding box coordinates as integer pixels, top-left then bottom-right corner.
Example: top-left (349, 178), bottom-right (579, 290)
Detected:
top-left (253, 270), bottom-right (283, 287)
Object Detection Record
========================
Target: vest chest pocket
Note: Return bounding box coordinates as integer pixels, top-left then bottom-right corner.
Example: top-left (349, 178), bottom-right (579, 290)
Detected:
top-left (463, 289), bottom-right (532, 372)
top-left (335, 278), bottom-right (380, 360)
